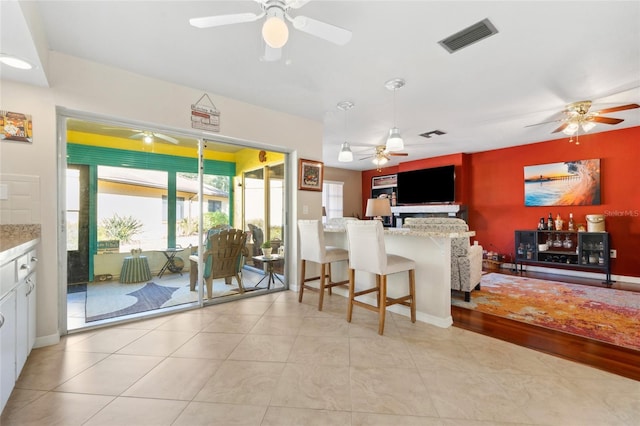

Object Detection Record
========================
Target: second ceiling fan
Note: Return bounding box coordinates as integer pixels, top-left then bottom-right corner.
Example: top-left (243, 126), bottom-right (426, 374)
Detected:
top-left (189, 0), bottom-right (352, 61)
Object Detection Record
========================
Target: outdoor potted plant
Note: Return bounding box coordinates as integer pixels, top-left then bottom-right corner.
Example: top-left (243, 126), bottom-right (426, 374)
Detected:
top-left (261, 241), bottom-right (272, 257)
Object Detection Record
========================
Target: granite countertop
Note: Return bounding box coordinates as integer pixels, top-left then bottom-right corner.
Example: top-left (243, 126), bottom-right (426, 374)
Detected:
top-left (324, 225), bottom-right (475, 238)
top-left (0, 224), bottom-right (41, 263)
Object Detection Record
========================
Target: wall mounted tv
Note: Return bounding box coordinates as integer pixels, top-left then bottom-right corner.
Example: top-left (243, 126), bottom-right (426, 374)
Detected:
top-left (396, 165), bottom-right (456, 204)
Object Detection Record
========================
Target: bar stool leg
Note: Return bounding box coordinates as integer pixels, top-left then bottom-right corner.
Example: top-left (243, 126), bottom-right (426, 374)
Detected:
top-left (318, 263), bottom-right (326, 311)
top-left (347, 268), bottom-right (355, 322)
top-left (299, 259), bottom-right (306, 303)
top-left (378, 275), bottom-right (387, 335)
top-left (409, 269), bottom-right (416, 323)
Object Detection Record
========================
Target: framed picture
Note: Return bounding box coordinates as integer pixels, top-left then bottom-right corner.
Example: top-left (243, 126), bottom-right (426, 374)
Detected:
top-left (1, 110), bottom-right (33, 143)
top-left (298, 158), bottom-right (324, 191)
top-left (524, 159), bottom-right (601, 206)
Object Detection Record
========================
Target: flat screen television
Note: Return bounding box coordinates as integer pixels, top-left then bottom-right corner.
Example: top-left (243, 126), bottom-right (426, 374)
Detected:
top-left (396, 165), bottom-right (455, 204)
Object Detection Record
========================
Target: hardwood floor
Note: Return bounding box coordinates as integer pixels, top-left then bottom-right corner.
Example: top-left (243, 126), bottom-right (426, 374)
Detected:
top-left (452, 268), bottom-right (640, 382)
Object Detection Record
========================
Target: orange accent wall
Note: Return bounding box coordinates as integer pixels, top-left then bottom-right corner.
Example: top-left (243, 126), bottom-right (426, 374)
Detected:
top-left (360, 126), bottom-right (640, 278)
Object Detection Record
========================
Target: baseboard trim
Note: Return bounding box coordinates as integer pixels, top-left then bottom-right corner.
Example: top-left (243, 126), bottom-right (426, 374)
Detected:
top-left (34, 332), bottom-right (60, 348)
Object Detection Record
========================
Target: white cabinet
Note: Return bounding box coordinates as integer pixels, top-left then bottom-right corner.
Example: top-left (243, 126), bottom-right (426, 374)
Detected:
top-left (0, 291), bottom-right (17, 411)
top-left (0, 244), bottom-right (38, 413)
top-left (16, 272), bottom-right (36, 377)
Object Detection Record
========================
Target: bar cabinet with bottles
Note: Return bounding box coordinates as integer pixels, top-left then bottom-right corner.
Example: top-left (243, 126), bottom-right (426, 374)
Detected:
top-left (514, 230), bottom-right (612, 285)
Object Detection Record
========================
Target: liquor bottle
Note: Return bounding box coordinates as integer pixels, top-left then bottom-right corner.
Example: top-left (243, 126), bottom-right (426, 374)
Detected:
top-left (391, 191), bottom-right (397, 206)
top-left (538, 218), bottom-right (545, 230)
top-left (568, 213), bottom-right (574, 231)
top-left (555, 213), bottom-right (563, 231)
top-left (547, 213), bottom-right (553, 231)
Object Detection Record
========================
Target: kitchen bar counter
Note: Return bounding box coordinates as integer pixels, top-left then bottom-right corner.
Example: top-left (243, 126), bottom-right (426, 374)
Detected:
top-left (324, 225), bottom-right (475, 328)
top-left (0, 224), bottom-right (41, 264)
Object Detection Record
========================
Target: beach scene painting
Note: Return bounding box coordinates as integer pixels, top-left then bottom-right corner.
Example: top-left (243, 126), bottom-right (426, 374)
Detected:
top-left (524, 159), bottom-right (601, 206)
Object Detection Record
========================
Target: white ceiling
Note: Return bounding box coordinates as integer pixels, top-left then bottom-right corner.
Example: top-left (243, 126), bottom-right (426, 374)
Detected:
top-left (3, 1), bottom-right (640, 170)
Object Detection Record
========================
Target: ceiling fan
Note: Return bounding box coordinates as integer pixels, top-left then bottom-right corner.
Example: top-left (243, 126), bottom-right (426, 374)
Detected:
top-left (189, 0), bottom-right (352, 62)
top-left (527, 100), bottom-right (640, 135)
top-left (126, 130), bottom-right (178, 145)
top-left (360, 145), bottom-right (408, 171)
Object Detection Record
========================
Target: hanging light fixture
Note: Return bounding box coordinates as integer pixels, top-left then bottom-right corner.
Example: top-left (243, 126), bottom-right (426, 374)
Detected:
top-left (142, 132), bottom-right (154, 144)
top-left (337, 100), bottom-right (354, 162)
top-left (385, 78), bottom-right (405, 152)
top-left (262, 6), bottom-right (289, 48)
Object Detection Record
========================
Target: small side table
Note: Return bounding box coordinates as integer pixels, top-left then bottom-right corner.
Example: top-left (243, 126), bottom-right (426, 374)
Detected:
top-left (252, 255), bottom-right (284, 289)
top-left (120, 256), bottom-right (152, 283)
top-left (158, 247), bottom-right (183, 278)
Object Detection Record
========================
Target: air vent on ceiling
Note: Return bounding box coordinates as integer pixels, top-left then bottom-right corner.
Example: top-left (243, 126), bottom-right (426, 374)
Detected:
top-left (438, 18), bottom-right (498, 53)
top-left (420, 130), bottom-right (446, 138)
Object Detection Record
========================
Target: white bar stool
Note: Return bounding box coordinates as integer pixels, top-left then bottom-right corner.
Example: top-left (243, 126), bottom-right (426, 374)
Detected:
top-left (345, 220), bottom-right (416, 335)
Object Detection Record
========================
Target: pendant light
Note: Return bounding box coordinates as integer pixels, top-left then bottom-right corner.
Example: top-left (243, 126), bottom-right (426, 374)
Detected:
top-left (385, 78), bottom-right (405, 152)
top-left (337, 100), bottom-right (354, 162)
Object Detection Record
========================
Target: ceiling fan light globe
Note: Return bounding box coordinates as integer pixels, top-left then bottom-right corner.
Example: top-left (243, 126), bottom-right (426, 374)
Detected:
top-left (262, 16), bottom-right (289, 48)
top-left (581, 121), bottom-right (596, 132)
top-left (143, 134), bottom-right (154, 144)
top-left (562, 122), bottom-right (579, 135)
top-left (386, 127), bottom-right (404, 151)
top-left (338, 142), bottom-right (353, 162)
top-left (372, 156), bottom-right (388, 166)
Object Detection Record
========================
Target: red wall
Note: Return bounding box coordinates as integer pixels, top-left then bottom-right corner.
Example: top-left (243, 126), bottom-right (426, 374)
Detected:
top-left (360, 126), bottom-right (640, 277)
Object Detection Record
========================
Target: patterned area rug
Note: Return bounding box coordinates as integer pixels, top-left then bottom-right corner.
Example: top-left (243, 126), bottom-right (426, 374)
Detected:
top-left (452, 273), bottom-right (640, 351)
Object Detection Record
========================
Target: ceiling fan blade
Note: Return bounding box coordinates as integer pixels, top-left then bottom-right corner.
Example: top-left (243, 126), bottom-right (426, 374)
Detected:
top-left (287, 0), bottom-right (311, 9)
top-left (359, 155), bottom-right (374, 161)
top-left (130, 132), bottom-right (145, 139)
top-left (154, 133), bottom-right (179, 144)
top-left (551, 122), bottom-right (569, 133)
top-left (524, 119), bottom-right (562, 128)
top-left (189, 13), bottom-right (260, 29)
top-left (262, 44), bottom-right (282, 62)
top-left (588, 116), bottom-right (624, 125)
top-left (592, 103), bottom-right (640, 114)
top-left (389, 153), bottom-right (409, 156)
top-left (291, 15), bottom-right (352, 45)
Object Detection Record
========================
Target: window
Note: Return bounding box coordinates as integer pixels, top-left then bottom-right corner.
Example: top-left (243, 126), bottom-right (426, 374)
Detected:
top-left (322, 180), bottom-right (344, 223)
top-left (207, 200), bottom-right (221, 212)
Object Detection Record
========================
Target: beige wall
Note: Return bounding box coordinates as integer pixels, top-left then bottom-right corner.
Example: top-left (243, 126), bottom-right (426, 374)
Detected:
top-left (324, 167), bottom-right (363, 218)
top-left (0, 51), bottom-right (324, 344)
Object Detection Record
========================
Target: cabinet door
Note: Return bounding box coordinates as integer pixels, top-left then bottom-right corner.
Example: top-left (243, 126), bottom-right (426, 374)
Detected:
top-left (0, 291), bottom-right (17, 411)
top-left (28, 273), bottom-right (36, 352)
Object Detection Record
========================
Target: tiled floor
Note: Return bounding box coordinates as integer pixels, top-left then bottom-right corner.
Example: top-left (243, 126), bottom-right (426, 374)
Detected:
top-left (4, 290), bottom-right (639, 425)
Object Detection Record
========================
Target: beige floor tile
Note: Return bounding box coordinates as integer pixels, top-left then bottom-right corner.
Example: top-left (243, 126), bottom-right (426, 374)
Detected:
top-left (114, 315), bottom-right (172, 329)
top-left (262, 406), bottom-right (351, 425)
top-left (54, 353), bottom-right (164, 395)
top-left (271, 364), bottom-right (351, 411)
top-left (299, 316), bottom-right (351, 337)
top-left (350, 365), bottom-right (438, 417)
top-left (0, 391), bottom-right (114, 426)
top-left (287, 335), bottom-right (350, 366)
top-left (419, 369), bottom-right (533, 423)
top-left (63, 327), bottom-right (149, 353)
top-left (227, 299), bottom-right (274, 315)
top-left (249, 315), bottom-right (302, 335)
top-left (122, 356), bottom-right (221, 400)
top-left (349, 335), bottom-right (415, 368)
top-left (154, 310), bottom-right (219, 331)
top-left (173, 401), bottom-right (266, 426)
top-left (194, 359), bottom-right (285, 405)
top-left (0, 389), bottom-right (47, 420)
top-left (83, 396), bottom-right (188, 426)
top-left (200, 313), bottom-right (261, 333)
top-left (116, 329), bottom-right (197, 356)
top-left (15, 349), bottom-right (109, 390)
top-left (352, 411), bottom-right (444, 426)
top-left (263, 300), bottom-right (316, 317)
top-left (228, 334), bottom-right (296, 362)
top-left (171, 331), bottom-right (245, 359)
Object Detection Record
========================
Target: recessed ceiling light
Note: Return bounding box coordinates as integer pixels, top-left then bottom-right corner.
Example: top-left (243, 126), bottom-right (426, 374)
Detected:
top-left (0, 54), bottom-right (33, 70)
